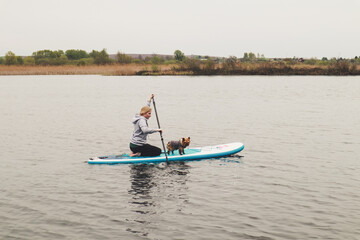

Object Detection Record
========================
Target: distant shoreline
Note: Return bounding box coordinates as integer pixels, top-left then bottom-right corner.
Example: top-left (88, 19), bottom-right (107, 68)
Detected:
top-left (2, 49), bottom-right (359, 76)
top-left (1, 63), bottom-right (359, 76)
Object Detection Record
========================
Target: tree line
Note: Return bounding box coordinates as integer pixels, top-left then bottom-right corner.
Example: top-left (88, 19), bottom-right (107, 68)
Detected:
top-left (0, 49), bottom-right (189, 66)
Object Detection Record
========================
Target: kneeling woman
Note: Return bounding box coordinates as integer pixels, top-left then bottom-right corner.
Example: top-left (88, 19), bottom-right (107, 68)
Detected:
top-left (129, 94), bottom-right (162, 157)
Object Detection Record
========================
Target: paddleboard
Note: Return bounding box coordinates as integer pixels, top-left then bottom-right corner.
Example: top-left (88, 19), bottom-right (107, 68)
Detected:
top-left (87, 142), bottom-right (244, 165)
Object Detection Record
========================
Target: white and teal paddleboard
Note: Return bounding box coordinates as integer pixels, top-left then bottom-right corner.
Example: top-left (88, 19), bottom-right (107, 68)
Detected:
top-left (88, 142), bottom-right (244, 165)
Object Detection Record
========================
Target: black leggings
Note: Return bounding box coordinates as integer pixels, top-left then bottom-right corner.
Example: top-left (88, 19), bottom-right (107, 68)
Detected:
top-left (130, 143), bottom-right (162, 157)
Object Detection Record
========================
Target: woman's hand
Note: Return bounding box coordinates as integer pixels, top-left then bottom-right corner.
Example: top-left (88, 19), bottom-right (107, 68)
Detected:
top-left (149, 94), bottom-right (154, 102)
top-left (158, 129), bottom-right (163, 134)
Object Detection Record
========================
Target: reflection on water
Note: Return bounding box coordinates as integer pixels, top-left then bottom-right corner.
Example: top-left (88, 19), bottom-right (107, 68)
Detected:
top-left (127, 162), bottom-right (190, 237)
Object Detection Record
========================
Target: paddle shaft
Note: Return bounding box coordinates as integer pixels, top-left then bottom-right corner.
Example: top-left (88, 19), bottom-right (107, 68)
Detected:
top-left (152, 97), bottom-right (169, 163)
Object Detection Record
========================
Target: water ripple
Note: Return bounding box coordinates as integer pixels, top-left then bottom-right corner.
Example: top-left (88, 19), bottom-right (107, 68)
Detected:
top-left (1, 75), bottom-right (360, 239)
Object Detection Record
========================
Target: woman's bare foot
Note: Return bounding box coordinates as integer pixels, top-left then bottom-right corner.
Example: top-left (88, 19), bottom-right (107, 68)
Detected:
top-left (129, 152), bottom-right (141, 157)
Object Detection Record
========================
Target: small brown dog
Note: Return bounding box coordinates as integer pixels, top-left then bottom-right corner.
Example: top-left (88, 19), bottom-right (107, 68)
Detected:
top-left (167, 137), bottom-right (191, 155)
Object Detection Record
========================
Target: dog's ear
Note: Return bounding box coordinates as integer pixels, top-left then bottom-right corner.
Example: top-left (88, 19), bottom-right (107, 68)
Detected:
top-left (182, 138), bottom-right (185, 141)
top-left (188, 137), bottom-right (190, 139)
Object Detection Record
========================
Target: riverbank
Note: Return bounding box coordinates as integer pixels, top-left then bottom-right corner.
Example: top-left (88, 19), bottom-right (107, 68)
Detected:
top-left (0, 64), bottom-right (170, 75)
top-left (1, 62), bottom-right (359, 76)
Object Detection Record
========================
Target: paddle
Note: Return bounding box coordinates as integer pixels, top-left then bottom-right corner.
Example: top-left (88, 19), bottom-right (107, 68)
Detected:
top-left (152, 96), bottom-right (169, 163)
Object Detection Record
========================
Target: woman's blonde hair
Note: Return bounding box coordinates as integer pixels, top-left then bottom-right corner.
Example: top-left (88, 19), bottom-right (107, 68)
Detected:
top-left (140, 106), bottom-right (152, 116)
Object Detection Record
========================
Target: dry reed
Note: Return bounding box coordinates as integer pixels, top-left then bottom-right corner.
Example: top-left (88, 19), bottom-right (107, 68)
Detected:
top-left (1, 63), bottom-right (359, 76)
top-left (0, 64), bottom-right (172, 76)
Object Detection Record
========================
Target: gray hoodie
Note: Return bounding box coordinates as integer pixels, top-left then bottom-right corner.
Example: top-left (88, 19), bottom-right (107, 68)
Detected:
top-left (130, 101), bottom-right (157, 146)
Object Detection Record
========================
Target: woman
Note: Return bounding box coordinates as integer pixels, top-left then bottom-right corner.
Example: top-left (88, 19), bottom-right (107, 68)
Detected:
top-left (129, 94), bottom-right (162, 157)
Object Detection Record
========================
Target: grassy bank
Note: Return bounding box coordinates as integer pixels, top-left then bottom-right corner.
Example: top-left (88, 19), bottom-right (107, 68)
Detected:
top-left (1, 62), bottom-right (359, 76)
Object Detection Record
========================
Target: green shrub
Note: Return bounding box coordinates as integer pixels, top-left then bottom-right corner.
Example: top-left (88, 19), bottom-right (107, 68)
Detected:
top-left (174, 50), bottom-right (185, 61)
top-left (65, 49), bottom-right (89, 60)
top-left (304, 58), bottom-right (318, 65)
top-left (90, 49), bottom-right (112, 65)
top-left (56, 55), bottom-right (68, 65)
top-left (23, 57), bottom-right (35, 65)
top-left (75, 58), bottom-right (94, 66)
top-left (149, 55), bottom-right (164, 65)
top-left (32, 49), bottom-right (64, 61)
top-left (16, 56), bottom-right (24, 65)
top-left (132, 59), bottom-right (143, 64)
top-left (116, 52), bottom-right (132, 64)
top-left (5, 51), bottom-right (18, 65)
top-left (164, 59), bottom-right (178, 65)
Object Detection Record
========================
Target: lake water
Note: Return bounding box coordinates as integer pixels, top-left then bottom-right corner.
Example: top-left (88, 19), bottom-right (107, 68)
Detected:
top-left (0, 75), bottom-right (359, 240)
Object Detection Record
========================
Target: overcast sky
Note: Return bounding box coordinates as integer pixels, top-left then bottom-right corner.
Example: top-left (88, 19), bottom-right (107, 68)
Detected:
top-left (1, 0), bottom-right (359, 58)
